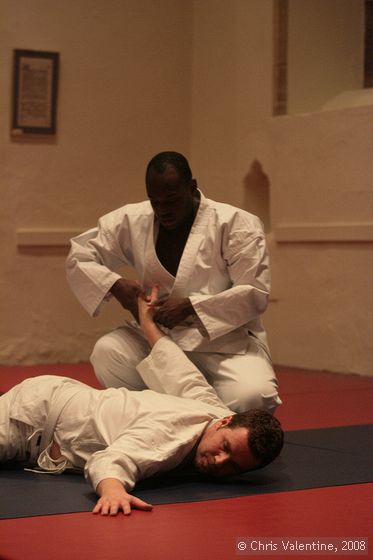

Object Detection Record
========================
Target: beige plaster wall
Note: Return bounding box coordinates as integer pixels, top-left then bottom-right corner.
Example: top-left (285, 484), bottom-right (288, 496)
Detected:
top-left (0, 0), bottom-right (192, 364)
top-left (244, 106), bottom-right (373, 375)
top-left (190, 0), bottom-right (372, 376)
top-left (190, 0), bottom-right (274, 208)
top-left (287, 0), bottom-right (365, 114)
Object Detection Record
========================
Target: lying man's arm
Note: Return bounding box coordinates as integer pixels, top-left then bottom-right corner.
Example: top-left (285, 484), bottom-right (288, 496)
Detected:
top-left (138, 286), bottom-right (165, 347)
top-left (86, 437), bottom-right (157, 516)
top-left (137, 288), bottom-right (230, 414)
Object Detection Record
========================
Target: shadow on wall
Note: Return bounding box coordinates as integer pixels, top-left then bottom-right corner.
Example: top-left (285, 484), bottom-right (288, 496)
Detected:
top-left (243, 159), bottom-right (271, 233)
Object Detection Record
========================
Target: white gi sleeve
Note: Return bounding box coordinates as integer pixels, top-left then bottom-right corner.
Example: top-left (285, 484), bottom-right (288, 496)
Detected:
top-left (65, 216), bottom-right (133, 316)
top-left (84, 421), bottom-right (206, 492)
top-left (189, 221), bottom-right (270, 341)
top-left (136, 337), bottom-right (231, 415)
top-left (85, 439), bottom-right (146, 492)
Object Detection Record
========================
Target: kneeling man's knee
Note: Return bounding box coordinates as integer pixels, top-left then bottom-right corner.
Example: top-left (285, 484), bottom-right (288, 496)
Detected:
top-left (90, 336), bottom-right (112, 373)
top-left (233, 382), bottom-right (282, 414)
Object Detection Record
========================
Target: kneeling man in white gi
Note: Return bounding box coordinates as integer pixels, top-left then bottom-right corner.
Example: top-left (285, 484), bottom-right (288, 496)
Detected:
top-left (66, 151), bottom-right (281, 413)
top-left (0, 290), bottom-right (283, 516)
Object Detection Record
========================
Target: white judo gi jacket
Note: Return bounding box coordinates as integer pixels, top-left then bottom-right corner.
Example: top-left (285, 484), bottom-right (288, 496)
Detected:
top-left (6, 338), bottom-right (231, 492)
top-left (66, 192), bottom-right (271, 355)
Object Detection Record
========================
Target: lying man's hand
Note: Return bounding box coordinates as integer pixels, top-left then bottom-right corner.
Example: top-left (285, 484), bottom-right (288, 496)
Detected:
top-left (138, 285), bottom-right (159, 323)
top-left (93, 478), bottom-right (153, 516)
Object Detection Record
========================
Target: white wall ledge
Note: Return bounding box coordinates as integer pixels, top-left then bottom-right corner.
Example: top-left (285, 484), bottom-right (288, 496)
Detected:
top-left (16, 222), bottom-right (373, 247)
top-left (16, 229), bottom-right (83, 247)
top-left (274, 222), bottom-right (373, 243)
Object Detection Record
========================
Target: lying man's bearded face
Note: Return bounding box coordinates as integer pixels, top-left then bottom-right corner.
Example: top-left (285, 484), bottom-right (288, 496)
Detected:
top-left (194, 417), bottom-right (257, 477)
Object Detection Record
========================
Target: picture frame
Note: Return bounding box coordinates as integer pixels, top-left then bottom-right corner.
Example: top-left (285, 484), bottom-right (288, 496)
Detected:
top-left (12, 49), bottom-right (60, 135)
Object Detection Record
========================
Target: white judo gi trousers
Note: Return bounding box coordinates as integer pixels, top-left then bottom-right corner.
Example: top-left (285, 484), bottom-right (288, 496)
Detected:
top-left (91, 323), bottom-right (281, 414)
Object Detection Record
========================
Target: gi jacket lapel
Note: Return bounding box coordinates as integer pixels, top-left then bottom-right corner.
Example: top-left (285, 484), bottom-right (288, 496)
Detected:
top-left (142, 217), bottom-right (175, 294)
top-left (171, 194), bottom-right (210, 298)
top-left (142, 192), bottom-right (211, 298)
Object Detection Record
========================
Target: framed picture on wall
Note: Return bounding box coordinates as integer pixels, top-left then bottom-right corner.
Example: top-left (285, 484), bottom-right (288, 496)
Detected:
top-left (11, 49), bottom-right (59, 135)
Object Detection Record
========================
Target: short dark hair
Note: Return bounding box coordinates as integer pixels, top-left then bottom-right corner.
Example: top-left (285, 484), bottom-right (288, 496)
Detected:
top-left (146, 151), bottom-right (192, 184)
top-left (229, 409), bottom-right (284, 469)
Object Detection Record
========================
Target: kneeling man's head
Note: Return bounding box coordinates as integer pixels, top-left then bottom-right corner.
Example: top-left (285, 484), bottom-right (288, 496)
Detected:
top-left (194, 409), bottom-right (284, 477)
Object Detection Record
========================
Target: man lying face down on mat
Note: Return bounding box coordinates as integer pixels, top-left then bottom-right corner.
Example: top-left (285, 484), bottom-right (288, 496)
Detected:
top-left (0, 287), bottom-right (283, 516)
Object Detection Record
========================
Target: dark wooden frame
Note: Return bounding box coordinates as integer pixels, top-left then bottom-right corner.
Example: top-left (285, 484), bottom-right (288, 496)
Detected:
top-left (12, 49), bottom-right (59, 135)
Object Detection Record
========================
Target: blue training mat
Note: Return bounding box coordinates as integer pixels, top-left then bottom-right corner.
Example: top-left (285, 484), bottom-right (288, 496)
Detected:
top-left (1, 424), bottom-right (372, 519)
